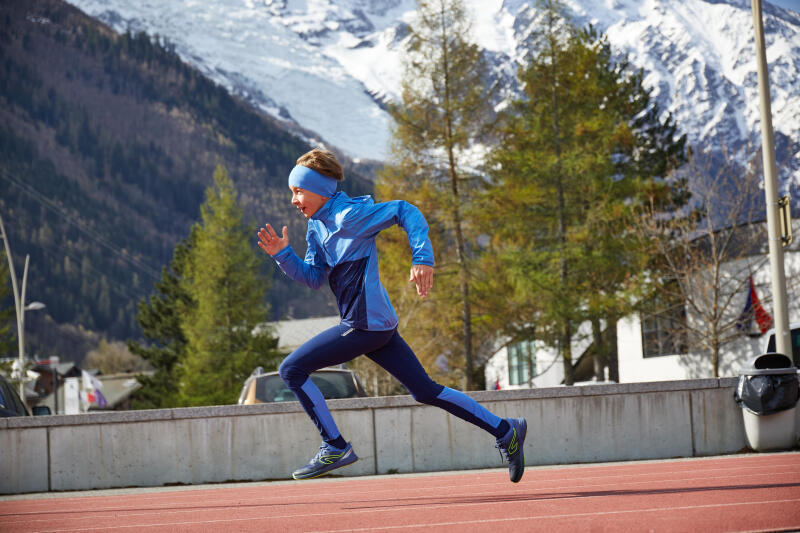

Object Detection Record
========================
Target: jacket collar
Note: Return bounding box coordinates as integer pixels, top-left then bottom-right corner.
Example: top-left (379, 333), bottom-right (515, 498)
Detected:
top-left (311, 191), bottom-right (346, 223)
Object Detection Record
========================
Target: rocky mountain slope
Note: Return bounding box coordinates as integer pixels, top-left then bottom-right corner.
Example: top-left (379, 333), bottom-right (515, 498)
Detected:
top-left (1, 0), bottom-right (371, 360)
top-left (66, 0), bottom-right (799, 195)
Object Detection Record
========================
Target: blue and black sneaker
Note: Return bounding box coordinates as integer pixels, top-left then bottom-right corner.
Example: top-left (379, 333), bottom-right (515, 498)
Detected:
top-left (495, 418), bottom-right (527, 483)
top-left (292, 442), bottom-right (359, 480)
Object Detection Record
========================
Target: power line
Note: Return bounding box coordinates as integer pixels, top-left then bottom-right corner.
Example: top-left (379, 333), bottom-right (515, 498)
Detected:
top-left (0, 170), bottom-right (155, 304)
top-left (0, 169), bottom-right (163, 281)
top-left (51, 239), bottom-right (151, 304)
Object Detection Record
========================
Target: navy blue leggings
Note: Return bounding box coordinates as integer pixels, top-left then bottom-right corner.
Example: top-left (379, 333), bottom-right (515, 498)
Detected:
top-left (279, 324), bottom-right (506, 443)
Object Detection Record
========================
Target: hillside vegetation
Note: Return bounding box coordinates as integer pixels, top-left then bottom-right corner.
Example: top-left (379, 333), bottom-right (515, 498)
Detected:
top-left (0, 0), bottom-right (371, 361)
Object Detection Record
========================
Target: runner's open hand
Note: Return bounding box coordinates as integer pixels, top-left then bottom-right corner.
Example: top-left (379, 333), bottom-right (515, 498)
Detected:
top-left (409, 264), bottom-right (434, 299)
top-left (257, 224), bottom-right (289, 256)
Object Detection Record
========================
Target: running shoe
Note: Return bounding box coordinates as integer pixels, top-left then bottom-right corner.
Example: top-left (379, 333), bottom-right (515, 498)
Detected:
top-left (495, 417), bottom-right (527, 483)
top-left (292, 442), bottom-right (358, 480)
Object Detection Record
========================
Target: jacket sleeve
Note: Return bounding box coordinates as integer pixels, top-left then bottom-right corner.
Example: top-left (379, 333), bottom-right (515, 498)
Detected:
top-left (272, 227), bottom-right (329, 289)
top-left (345, 199), bottom-right (434, 266)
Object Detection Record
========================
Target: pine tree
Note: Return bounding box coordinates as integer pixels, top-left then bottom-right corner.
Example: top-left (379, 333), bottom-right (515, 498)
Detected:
top-left (484, 2), bottom-right (686, 384)
top-left (376, 0), bottom-right (495, 390)
top-left (127, 229), bottom-right (196, 409)
top-left (179, 166), bottom-right (279, 406)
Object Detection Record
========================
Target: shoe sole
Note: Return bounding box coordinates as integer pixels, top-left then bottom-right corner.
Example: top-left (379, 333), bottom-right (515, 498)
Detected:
top-left (292, 448), bottom-right (359, 480)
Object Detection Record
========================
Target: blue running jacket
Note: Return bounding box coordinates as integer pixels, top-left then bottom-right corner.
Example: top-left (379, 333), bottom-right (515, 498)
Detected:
top-left (273, 192), bottom-right (434, 331)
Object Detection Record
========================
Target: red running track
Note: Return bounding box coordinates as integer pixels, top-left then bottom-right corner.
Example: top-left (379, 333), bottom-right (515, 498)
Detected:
top-left (1, 452), bottom-right (799, 532)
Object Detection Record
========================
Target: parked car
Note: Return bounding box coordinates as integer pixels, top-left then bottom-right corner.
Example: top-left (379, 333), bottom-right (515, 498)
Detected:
top-left (0, 374), bottom-right (51, 417)
top-left (764, 322), bottom-right (800, 365)
top-left (238, 367), bottom-right (368, 405)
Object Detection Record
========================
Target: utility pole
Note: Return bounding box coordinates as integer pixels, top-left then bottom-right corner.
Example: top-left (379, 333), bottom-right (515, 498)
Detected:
top-left (1, 213), bottom-right (45, 408)
top-left (1, 213), bottom-right (27, 405)
top-left (750, 0), bottom-right (792, 358)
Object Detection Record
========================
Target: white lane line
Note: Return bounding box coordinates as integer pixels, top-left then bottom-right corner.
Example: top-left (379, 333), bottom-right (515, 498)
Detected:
top-left (6, 466), bottom-right (800, 525)
top-left (7, 455), bottom-right (800, 508)
top-left (307, 498), bottom-right (800, 533)
top-left (9, 461), bottom-right (800, 516)
top-left (31, 497), bottom-right (800, 533)
top-left (7, 456), bottom-right (799, 510)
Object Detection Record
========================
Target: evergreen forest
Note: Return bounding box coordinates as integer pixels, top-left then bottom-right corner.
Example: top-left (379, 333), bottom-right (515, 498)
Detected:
top-left (0, 0), bottom-right (372, 362)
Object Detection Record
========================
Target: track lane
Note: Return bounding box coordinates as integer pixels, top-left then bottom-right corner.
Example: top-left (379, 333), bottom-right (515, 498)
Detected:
top-left (1, 452), bottom-right (798, 533)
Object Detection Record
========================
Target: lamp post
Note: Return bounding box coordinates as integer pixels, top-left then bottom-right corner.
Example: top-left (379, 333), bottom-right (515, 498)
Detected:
top-left (0, 213), bottom-right (46, 408)
top-left (750, 0), bottom-right (792, 358)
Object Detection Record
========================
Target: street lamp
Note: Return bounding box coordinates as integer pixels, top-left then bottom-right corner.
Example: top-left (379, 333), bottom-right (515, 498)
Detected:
top-left (750, 0), bottom-right (792, 358)
top-left (26, 302), bottom-right (46, 312)
top-left (0, 213), bottom-right (46, 408)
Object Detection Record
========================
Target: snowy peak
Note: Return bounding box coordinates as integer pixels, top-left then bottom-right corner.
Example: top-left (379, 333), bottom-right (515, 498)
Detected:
top-left (65, 0), bottom-right (799, 188)
top-left (568, 0), bottom-right (800, 147)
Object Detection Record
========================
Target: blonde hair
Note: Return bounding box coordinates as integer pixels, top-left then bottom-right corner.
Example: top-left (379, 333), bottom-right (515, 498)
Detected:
top-left (296, 148), bottom-right (345, 181)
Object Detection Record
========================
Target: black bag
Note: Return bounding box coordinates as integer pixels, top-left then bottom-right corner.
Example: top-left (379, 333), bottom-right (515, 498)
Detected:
top-left (734, 353), bottom-right (799, 416)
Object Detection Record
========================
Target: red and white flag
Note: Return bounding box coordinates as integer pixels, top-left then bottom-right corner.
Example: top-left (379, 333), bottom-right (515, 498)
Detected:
top-left (81, 370), bottom-right (107, 408)
top-left (736, 277), bottom-right (773, 335)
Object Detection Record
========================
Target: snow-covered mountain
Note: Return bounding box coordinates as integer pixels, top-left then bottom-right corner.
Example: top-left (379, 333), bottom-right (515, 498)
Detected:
top-left (66, 0), bottom-right (799, 189)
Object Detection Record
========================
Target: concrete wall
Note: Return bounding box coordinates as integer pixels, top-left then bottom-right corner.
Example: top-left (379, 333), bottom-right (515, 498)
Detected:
top-left (2, 378), bottom-right (798, 494)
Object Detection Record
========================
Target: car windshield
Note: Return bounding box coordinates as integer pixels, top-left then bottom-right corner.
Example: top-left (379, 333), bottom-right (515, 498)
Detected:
top-left (0, 378), bottom-right (26, 415)
top-left (766, 327), bottom-right (800, 364)
top-left (256, 373), bottom-right (357, 402)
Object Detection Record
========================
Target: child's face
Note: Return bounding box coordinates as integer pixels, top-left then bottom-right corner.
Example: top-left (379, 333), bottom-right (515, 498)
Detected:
top-left (290, 186), bottom-right (329, 218)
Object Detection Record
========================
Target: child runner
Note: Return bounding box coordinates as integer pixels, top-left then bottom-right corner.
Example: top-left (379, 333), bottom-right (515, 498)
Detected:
top-left (257, 148), bottom-right (527, 482)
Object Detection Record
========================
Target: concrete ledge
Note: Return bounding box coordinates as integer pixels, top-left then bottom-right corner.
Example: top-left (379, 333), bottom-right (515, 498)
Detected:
top-left (4, 378), bottom-right (787, 494)
top-left (7, 409), bottom-right (175, 428)
top-left (7, 379), bottom-right (735, 429)
top-left (576, 378), bottom-right (723, 396)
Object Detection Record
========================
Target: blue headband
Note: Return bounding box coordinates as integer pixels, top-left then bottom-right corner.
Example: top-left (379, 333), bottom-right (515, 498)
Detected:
top-left (288, 165), bottom-right (337, 198)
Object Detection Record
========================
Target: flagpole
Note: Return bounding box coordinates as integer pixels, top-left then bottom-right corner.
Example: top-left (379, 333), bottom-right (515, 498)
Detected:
top-left (751, 0), bottom-right (792, 360)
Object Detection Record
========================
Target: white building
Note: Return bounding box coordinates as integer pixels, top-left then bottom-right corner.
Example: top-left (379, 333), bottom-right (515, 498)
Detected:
top-left (485, 224), bottom-right (800, 388)
top-left (617, 246), bottom-right (799, 383)
top-left (484, 321), bottom-right (599, 390)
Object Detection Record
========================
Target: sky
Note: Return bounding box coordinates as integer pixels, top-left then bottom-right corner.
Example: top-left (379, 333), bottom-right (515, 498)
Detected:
top-left (767, 0), bottom-right (800, 12)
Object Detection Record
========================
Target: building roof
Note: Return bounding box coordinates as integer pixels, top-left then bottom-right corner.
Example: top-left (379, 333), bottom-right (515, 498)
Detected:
top-left (91, 373), bottom-right (146, 410)
top-left (260, 316), bottom-right (341, 352)
top-left (32, 371), bottom-right (151, 412)
top-left (33, 361), bottom-right (81, 377)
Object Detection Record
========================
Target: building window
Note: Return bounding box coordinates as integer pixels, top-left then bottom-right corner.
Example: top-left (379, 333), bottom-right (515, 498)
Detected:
top-left (508, 340), bottom-right (536, 385)
top-left (641, 288), bottom-right (687, 357)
